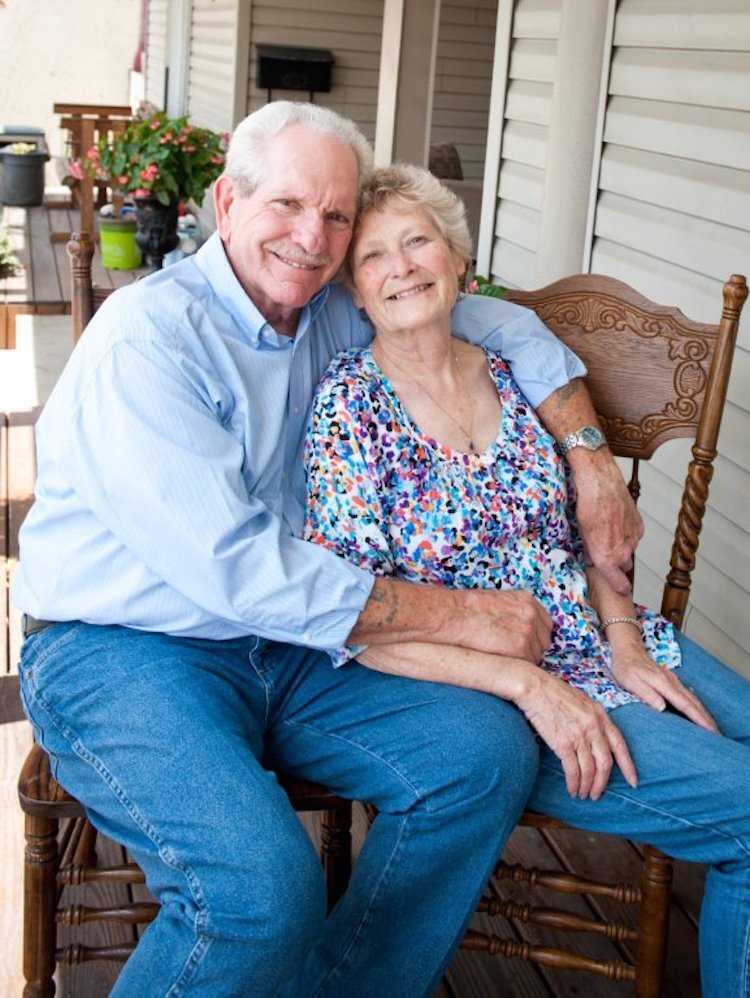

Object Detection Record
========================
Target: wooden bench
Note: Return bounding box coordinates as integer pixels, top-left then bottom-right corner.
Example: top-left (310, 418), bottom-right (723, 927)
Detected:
top-left (52, 103), bottom-right (132, 238)
top-left (1, 407), bottom-right (41, 724)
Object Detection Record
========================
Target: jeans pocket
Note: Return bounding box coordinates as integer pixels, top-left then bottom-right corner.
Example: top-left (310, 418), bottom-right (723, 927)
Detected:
top-left (19, 621), bottom-right (86, 704)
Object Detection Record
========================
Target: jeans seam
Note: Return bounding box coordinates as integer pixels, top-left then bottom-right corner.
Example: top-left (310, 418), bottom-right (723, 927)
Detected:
top-left (279, 717), bottom-right (428, 809)
top-left (26, 688), bottom-right (213, 944)
top-left (539, 757), bottom-right (750, 862)
top-left (165, 934), bottom-right (213, 996)
top-left (247, 635), bottom-right (272, 725)
top-left (313, 811), bottom-right (412, 996)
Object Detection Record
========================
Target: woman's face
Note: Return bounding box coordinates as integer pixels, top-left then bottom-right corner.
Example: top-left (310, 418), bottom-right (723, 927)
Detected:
top-left (349, 203), bottom-right (466, 336)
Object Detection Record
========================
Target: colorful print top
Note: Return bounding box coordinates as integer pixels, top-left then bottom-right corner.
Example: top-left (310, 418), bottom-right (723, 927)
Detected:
top-left (303, 347), bottom-right (680, 710)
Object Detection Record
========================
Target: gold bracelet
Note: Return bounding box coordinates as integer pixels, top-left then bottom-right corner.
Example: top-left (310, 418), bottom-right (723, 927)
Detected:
top-left (600, 615), bottom-right (638, 631)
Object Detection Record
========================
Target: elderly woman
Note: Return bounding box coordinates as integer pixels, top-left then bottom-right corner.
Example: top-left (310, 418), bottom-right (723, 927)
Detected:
top-left (304, 164), bottom-right (750, 995)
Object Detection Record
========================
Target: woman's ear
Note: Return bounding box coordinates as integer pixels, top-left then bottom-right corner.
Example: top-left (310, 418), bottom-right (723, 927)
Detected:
top-left (349, 281), bottom-right (364, 310)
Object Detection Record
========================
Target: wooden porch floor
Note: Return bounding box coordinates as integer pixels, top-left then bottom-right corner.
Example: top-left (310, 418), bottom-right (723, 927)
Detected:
top-left (0, 192), bottom-right (144, 348)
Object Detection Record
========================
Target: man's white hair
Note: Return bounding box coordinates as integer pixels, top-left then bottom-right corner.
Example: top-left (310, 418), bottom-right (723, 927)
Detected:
top-left (224, 101), bottom-right (374, 196)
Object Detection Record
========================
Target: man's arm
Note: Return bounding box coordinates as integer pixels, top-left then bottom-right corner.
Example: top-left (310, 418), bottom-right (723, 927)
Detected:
top-left (451, 294), bottom-right (643, 592)
top-left (536, 380), bottom-right (643, 594)
top-left (348, 577), bottom-right (551, 664)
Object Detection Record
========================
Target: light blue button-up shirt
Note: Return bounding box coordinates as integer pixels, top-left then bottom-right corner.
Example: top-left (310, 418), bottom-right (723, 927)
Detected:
top-left (13, 233), bottom-right (584, 648)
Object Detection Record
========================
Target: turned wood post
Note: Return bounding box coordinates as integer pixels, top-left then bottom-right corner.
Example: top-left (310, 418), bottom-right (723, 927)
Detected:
top-left (662, 274), bottom-right (748, 627)
top-left (66, 232), bottom-right (95, 343)
top-left (320, 805), bottom-right (352, 911)
top-left (22, 814), bottom-right (59, 998)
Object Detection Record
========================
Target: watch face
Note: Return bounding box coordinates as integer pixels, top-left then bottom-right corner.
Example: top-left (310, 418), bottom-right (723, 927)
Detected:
top-left (580, 426), bottom-right (605, 449)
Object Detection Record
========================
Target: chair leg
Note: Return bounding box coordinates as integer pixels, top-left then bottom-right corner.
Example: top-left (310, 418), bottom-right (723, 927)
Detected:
top-left (634, 845), bottom-right (672, 998)
top-left (320, 803), bottom-right (352, 911)
top-left (22, 812), bottom-right (60, 998)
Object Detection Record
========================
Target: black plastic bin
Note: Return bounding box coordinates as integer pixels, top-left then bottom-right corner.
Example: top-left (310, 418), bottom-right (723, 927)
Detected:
top-left (0, 126), bottom-right (49, 207)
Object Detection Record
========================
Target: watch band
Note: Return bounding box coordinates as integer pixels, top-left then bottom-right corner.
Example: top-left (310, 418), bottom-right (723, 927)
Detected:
top-left (559, 425), bottom-right (606, 455)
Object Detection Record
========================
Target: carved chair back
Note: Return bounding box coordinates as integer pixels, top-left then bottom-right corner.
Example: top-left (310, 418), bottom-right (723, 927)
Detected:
top-left (504, 273), bottom-right (747, 628)
top-left (460, 272), bottom-right (747, 994)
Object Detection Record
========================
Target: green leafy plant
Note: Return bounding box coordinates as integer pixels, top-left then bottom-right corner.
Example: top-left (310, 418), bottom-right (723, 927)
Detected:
top-left (467, 274), bottom-right (508, 298)
top-left (0, 221), bottom-right (21, 278)
top-left (72, 110), bottom-right (228, 207)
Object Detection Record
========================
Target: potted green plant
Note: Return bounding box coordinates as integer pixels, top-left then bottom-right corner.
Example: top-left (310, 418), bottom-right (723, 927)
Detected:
top-left (73, 109), bottom-right (227, 268)
top-left (0, 220), bottom-right (21, 278)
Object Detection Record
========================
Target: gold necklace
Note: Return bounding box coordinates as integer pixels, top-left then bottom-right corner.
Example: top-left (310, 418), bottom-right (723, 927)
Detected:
top-left (373, 342), bottom-right (476, 452)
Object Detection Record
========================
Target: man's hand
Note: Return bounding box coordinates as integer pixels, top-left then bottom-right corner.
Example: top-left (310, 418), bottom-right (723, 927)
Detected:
top-left (570, 449), bottom-right (644, 593)
top-left (456, 589), bottom-right (553, 664)
top-left (515, 672), bottom-right (638, 799)
top-left (352, 579), bottom-right (552, 664)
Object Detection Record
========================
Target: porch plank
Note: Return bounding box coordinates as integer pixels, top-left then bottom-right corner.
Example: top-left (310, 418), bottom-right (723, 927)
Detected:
top-left (27, 201), bottom-right (63, 305)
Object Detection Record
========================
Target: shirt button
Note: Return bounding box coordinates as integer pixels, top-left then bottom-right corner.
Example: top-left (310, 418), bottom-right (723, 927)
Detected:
top-left (293, 406), bottom-right (300, 414)
top-left (302, 630), bottom-right (312, 642)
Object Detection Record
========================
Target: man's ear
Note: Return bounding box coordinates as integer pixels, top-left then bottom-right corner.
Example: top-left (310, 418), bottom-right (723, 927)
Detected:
top-left (214, 176), bottom-right (235, 239)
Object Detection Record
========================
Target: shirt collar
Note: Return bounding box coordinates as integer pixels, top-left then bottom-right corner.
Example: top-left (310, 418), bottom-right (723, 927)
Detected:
top-left (195, 233), bottom-right (330, 349)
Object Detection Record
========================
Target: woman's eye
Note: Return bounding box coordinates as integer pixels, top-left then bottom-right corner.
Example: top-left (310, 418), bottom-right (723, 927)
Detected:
top-left (408, 235), bottom-right (428, 247)
top-left (360, 251), bottom-right (379, 264)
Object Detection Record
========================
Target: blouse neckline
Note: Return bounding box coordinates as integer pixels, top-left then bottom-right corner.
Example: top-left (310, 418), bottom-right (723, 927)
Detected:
top-left (362, 346), bottom-right (503, 464)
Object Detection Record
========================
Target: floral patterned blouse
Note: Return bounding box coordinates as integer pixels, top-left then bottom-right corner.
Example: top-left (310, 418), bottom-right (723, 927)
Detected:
top-left (303, 347), bottom-right (680, 710)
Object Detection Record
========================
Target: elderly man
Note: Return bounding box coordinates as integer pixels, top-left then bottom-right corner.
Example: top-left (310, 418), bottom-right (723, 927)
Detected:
top-left (15, 102), bottom-right (641, 996)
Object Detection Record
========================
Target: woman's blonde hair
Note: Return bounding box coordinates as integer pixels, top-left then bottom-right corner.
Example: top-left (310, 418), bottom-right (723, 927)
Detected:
top-left (350, 163), bottom-right (473, 278)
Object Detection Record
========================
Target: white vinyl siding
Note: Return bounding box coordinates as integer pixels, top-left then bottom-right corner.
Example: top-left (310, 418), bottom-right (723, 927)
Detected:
top-left (430, 0), bottom-right (497, 182)
top-left (245, 0), bottom-right (384, 144)
top-left (186, 0), bottom-right (237, 131)
top-left (145, 0), bottom-right (169, 108)
top-left (589, 0), bottom-right (750, 675)
top-left (487, 0), bottom-right (561, 288)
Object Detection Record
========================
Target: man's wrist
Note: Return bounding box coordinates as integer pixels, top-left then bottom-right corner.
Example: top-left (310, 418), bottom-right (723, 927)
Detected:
top-left (558, 424), bottom-right (607, 456)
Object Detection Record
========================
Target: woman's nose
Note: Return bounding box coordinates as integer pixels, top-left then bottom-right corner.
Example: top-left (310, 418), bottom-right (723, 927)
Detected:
top-left (389, 249), bottom-right (413, 277)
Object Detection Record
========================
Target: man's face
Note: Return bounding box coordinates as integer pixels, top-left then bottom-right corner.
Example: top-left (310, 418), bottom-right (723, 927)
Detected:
top-left (215, 124), bottom-right (359, 334)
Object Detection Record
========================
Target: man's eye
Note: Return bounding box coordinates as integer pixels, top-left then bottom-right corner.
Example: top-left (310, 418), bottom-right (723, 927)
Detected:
top-left (274, 199), bottom-right (296, 210)
top-left (326, 212), bottom-right (351, 227)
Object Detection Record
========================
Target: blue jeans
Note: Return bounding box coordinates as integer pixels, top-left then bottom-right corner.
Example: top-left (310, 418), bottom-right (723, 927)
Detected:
top-left (528, 634), bottom-right (750, 998)
top-left (18, 624), bottom-right (539, 997)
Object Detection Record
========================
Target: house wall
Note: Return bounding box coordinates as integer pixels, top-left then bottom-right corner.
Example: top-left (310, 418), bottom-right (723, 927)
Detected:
top-left (482, 0), bottom-right (750, 676)
top-left (484, 0), bottom-right (562, 286)
top-left (430, 0), bottom-right (497, 182)
top-left (186, 0), bottom-right (240, 130)
top-left (0, 0), bottom-right (140, 170)
top-left (145, 0), bottom-right (169, 108)
top-left (245, 0), bottom-right (385, 144)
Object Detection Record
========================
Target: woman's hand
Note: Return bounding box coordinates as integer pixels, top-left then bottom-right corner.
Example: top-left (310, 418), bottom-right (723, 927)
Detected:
top-left (610, 638), bottom-right (719, 732)
top-left (514, 672), bottom-right (638, 800)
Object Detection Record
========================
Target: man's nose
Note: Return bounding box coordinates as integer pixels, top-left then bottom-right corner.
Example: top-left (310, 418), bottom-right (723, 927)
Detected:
top-left (294, 213), bottom-right (326, 255)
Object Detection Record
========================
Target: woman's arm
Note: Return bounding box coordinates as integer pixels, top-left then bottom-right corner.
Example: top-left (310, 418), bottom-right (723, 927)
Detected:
top-left (586, 566), bottom-right (717, 731)
top-left (357, 642), bottom-right (637, 801)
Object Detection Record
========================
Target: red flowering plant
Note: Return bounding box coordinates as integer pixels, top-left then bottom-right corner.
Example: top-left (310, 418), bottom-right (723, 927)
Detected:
top-left (71, 109), bottom-right (228, 207)
top-left (466, 274), bottom-right (507, 298)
